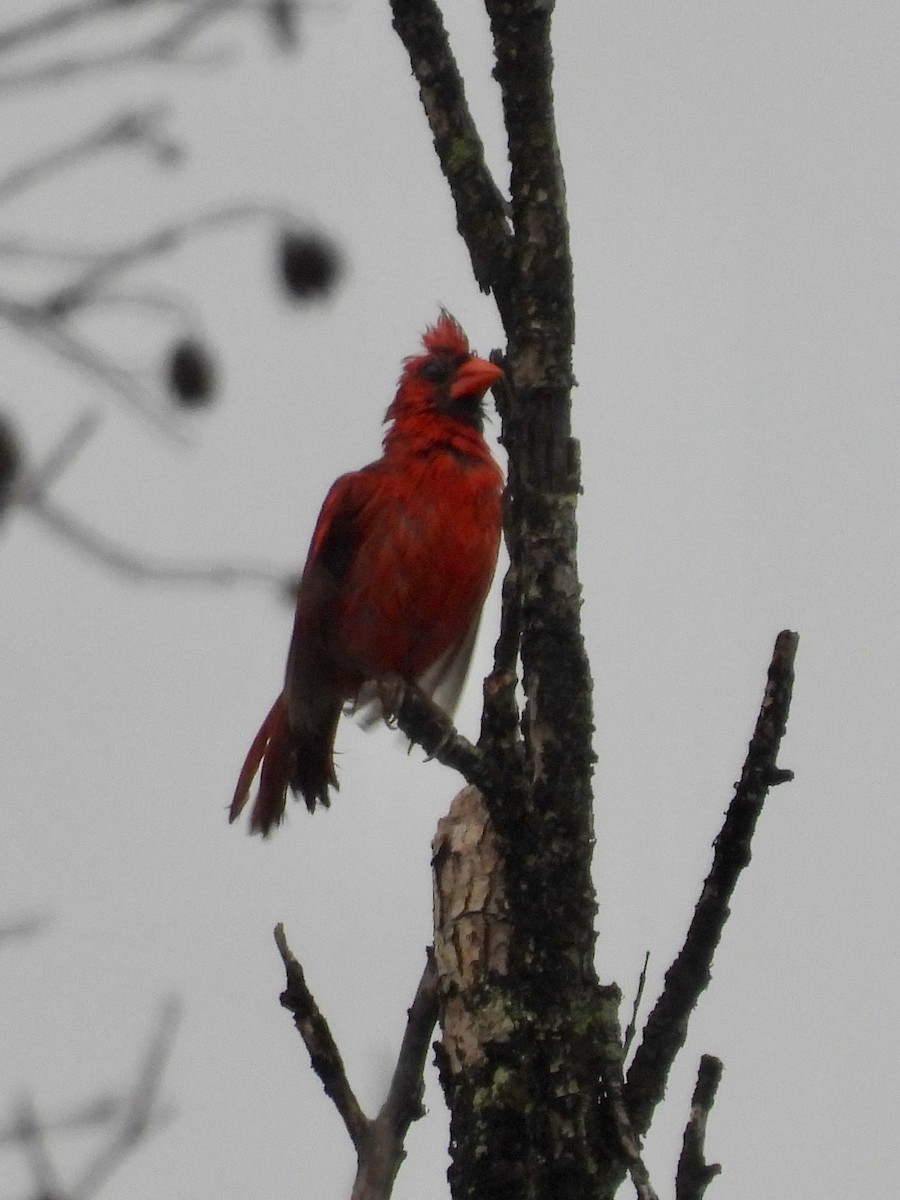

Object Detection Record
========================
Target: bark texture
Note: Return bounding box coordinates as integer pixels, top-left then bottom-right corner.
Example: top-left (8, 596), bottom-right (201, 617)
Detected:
top-left (385, 5), bottom-right (801, 1199)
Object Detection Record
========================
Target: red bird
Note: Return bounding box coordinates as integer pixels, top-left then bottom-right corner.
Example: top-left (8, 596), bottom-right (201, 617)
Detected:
top-left (230, 312), bottom-right (504, 835)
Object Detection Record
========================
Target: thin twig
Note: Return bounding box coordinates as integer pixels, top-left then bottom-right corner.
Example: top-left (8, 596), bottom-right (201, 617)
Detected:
top-left (622, 951), bottom-right (650, 1059)
top-left (0, 206), bottom-right (302, 442)
top-left (675, 1055), bottom-right (723, 1200)
top-left (274, 923), bottom-right (369, 1151)
top-left (596, 1017), bottom-right (659, 1200)
top-left (624, 631), bottom-right (799, 1138)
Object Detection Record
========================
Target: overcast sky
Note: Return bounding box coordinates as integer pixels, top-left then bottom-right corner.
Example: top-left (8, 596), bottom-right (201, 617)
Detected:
top-left (2, 2), bottom-right (899, 1198)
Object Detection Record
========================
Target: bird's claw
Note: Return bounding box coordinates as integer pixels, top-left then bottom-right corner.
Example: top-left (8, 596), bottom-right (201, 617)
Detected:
top-left (376, 674), bottom-right (407, 727)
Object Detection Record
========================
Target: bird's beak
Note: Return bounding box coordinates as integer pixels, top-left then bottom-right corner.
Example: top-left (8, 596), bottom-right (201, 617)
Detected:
top-left (450, 356), bottom-right (503, 400)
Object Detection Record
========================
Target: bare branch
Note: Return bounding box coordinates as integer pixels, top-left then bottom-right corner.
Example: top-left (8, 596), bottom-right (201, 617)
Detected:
top-left (352, 955), bottom-right (439, 1200)
top-left (389, 0), bottom-right (512, 298)
top-left (675, 1056), bottom-right (723, 1200)
top-left (275, 926), bottom-right (438, 1200)
top-left (378, 953), bottom-right (438, 1134)
top-left (274, 923), bottom-right (369, 1151)
top-left (392, 679), bottom-right (496, 796)
top-left (624, 631), bottom-right (799, 1138)
top-left (0, 205), bottom-right (305, 445)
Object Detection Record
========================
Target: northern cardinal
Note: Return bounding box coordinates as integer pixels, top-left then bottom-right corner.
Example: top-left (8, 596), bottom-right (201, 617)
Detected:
top-left (230, 312), bottom-right (504, 835)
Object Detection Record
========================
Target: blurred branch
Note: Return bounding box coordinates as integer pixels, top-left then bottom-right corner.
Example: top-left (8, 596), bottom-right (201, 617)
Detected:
top-left (0, 0), bottom-right (294, 89)
top-left (1, 301), bottom-right (188, 440)
top-left (0, 204), bottom-right (308, 444)
top-left (275, 925), bottom-right (438, 1200)
top-left (41, 201), bottom-right (301, 315)
top-left (68, 998), bottom-right (181, 1200)
top-left (0, 912), bottom-right (50, 947)
top-left (4, 413), bottom-right (294, 593)
top-left (0, 1093), bottom-right (122, 1143)
top-left (13, 410), bottom-right (101, 500)
top-left (2, 1000), bottom-right (180, 1200)
top-left (0, 1), bottom-right (115, 58)
top-left (0, 106), bottom-right (179, 204)
top-left (28, 492), bottom-right (294, 590)
top-left (11, 1092), bottom-right (65, 1200)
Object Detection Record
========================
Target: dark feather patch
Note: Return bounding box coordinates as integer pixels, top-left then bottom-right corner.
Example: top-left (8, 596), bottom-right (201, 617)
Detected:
top-left (315, 509), bottom-right (359, 584)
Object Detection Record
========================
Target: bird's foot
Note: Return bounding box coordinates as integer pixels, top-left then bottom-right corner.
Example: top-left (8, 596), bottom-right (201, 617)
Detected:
top-left (376, 673), bottom-right (408, 728)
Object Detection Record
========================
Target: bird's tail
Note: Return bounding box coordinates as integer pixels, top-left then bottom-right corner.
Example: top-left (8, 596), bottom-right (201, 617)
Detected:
top-left (229, 695), bottom-right (340, 835)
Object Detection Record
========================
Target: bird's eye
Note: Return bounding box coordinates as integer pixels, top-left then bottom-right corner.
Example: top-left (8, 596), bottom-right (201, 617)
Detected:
top-left (419, 358), bottom-right (455, 384)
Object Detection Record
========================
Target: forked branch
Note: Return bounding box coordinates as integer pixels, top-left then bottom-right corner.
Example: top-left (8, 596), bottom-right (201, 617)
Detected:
top-left (274, 925), bottom-right (439, 1200)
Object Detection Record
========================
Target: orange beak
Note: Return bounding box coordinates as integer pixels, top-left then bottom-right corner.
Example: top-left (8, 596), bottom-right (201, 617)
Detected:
top-left (450, 355), bottom-right (503, 401)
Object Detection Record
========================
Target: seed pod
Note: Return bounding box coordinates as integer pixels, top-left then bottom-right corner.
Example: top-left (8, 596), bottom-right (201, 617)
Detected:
top-left (167, 338), bottom-right (216, 408)
top-left (278, 230), bottom-right (341, 301)
top-left (0, 414), bottom-right (22, 499)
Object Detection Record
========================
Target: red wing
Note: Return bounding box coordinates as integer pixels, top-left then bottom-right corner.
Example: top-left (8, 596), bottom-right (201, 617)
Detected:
top-left (416, 609), bottom-right (483, 715)
top-left (351, 599), bottom-right (484, 730)
top-left (283, 469), bottom-right (371, 727)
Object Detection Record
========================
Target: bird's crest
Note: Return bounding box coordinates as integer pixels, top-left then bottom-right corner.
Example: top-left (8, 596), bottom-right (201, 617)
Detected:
top-left (386, 311), bottom-right (500, 437)
top-left (420, 309), bottom-right (471, 359)
top-left (398, 310), bottom-right (471, 383)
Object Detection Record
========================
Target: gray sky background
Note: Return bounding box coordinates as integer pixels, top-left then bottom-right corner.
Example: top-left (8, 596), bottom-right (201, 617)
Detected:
top-left (2, 2), bottom-right (898, 1197)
